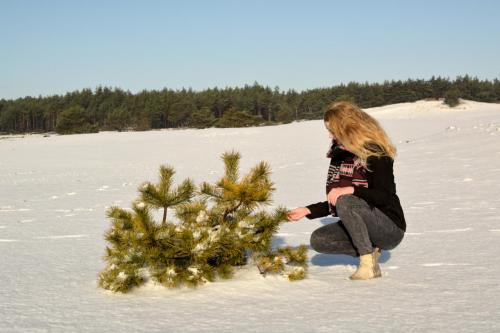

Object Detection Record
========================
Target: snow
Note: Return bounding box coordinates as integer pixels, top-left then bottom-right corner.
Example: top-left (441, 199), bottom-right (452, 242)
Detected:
top-left (195, 210), bottom-right (208, 223)
top-left (117, 271), bottom-right (128, 281)
top-left (1, 99), bottom-right (500, 332)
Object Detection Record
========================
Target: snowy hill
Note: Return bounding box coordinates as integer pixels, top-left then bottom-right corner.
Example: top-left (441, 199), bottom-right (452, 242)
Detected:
top-left (1, 99), bottom-right (500, 332)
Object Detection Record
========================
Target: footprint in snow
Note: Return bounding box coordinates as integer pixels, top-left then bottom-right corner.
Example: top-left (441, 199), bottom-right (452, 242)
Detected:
top-left (429, 228), bottom-right (472, 233)
top-left (422, 263), bottom-right (471, 267)
top-left (73, 207), bottom-right (93, 212)
top-left (35, 234), bottom-right (87, 240)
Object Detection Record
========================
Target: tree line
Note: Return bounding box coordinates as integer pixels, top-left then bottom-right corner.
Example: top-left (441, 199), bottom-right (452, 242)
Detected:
top-left (0, 75), bottom-right (499, 135)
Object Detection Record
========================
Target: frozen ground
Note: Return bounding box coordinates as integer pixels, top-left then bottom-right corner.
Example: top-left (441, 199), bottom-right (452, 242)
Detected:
top-left (1, 99), bottom-right (499, 332)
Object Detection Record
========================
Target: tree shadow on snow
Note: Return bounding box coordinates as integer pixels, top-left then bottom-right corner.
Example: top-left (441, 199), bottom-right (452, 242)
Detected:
top-left (271, 235), bottom-right (287, 249)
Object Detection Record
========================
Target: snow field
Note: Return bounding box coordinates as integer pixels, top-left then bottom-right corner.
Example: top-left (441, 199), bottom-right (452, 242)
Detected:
top-left (1, 99), bottom-right (499, 332)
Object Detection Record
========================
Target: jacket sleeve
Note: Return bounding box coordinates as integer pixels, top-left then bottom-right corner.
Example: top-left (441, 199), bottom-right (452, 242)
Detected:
top-left (353, 155), bottom-right (395, 206)
top-left (305, 201), bottom-right (330, 219)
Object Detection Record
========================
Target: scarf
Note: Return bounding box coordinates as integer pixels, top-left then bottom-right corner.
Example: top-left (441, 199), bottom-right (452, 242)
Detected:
top-left (326, 140), bottom-right (369, 216)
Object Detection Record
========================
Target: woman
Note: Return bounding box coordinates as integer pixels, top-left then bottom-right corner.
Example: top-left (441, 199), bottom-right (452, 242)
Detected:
top-left (287, 101), bottom-right (406, 280)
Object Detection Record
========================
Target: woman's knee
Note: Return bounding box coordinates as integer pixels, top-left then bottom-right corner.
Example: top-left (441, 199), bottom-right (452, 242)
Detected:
top-left (310, 226), bottom-right (335, 253)
top-left (310, 231), bottom-right (358, 256)
top-left (336, 194), bottom-right (365, 215)
top-left (309, 228), bottom-right (323, 252)
top-left (310, 225), bottom-right (355, 255)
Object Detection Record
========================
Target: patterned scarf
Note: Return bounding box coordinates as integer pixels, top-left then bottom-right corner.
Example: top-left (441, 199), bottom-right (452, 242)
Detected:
top-left (326, 140), bottom-right (368, 216)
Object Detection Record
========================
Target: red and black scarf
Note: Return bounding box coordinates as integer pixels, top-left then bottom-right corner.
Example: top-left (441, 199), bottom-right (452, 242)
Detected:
top-left (326, 140), bottom-right (369, 216)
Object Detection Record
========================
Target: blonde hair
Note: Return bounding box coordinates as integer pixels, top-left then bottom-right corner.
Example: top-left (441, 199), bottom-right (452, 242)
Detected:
top-left (323, 101), bottom-right (396, 167)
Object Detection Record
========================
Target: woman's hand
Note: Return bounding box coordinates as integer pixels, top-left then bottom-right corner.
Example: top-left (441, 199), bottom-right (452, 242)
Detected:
top-left (286, 207), bottom-right (311, 221)
top-left (327, 186), bottom-right (355, 205)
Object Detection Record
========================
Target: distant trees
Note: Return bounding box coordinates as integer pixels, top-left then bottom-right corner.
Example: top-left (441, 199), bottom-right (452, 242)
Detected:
top-left (334, 94), bottom-right (355, 103)
top-left (215, 107), bottom-right (264, 128)
top-left (1, 76), bottom-right (499, 135)
top-left (190, 107), bottom-right (216, 128)
top-left (55, 106), bottom-right (98, 134)
top-left (169, 101), bottom-right (197, 128)
top-left (275, 103), bottom-right (294, 123)
top-left (105, 106), bottom-right (131, 131)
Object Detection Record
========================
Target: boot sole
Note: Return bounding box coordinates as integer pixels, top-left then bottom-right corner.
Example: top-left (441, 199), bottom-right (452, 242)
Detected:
top-left (349, 273), bottom-right (381, 280)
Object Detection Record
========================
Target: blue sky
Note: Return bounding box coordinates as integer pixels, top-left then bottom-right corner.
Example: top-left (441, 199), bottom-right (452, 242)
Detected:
top-left (1, 0), bottom-right (499, 99)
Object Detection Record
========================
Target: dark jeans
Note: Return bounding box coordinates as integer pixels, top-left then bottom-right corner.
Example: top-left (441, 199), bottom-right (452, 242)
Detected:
top-left (310, 195), bottom-right (404, 257)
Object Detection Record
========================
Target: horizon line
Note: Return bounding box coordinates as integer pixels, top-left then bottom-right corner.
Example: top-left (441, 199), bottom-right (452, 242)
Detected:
top-left (3, 74), bottom-right (499, 101)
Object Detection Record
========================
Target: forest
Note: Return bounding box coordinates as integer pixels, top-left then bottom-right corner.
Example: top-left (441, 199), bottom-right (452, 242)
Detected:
top-left (1, 75), bottom-right (499, 134)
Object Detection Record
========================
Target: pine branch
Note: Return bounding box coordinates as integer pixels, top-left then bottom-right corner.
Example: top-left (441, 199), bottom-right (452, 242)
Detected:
top-left (248, 161), bottom-right (272, 183)
top-left (158, 165), bottom-right (175, 194)
top-left (169, 178), bottom-right (196, 205)
top-left (138, 182), bottom-right (163, 207)
top-left (199, 181), bottom-right (223, 200)
top-left (221, 150), bottom-right (241, 182)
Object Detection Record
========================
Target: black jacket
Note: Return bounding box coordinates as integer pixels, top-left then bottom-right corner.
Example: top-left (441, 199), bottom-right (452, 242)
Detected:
top-left (305, 154), bottom-right (406, 232)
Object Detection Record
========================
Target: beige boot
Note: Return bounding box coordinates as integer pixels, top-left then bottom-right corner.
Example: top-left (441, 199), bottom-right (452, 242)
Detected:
top-left (349, 249), bottom-right (382, 280)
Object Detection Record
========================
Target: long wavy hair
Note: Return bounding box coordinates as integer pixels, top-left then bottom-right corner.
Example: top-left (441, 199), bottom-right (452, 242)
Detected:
top-left (323, 101), bottom-right (396, 167)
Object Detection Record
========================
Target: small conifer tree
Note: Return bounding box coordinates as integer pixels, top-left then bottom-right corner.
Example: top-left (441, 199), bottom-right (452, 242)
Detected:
top-left (98, 151), bottom-right (308, 293)
top-left (444, 88), bottom-right (461, 107)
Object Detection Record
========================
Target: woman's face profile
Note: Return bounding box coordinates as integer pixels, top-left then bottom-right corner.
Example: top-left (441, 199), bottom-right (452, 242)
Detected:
top-left (326, 129), bottom-right (350, 151)
top-left (325, 121), bottom-right (350, 151)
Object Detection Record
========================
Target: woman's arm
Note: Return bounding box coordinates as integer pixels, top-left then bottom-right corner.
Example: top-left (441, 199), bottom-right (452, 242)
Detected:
top-left (305, 201), bottom-right (330, 219)
top-left (352, 155), bottom-right (395, 206)
top-left (287, 201), bottom-right (330, 221)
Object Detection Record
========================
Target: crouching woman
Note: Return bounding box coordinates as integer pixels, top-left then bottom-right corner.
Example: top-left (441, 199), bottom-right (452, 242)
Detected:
top-left (287, 101), bottom-right (406, 280)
